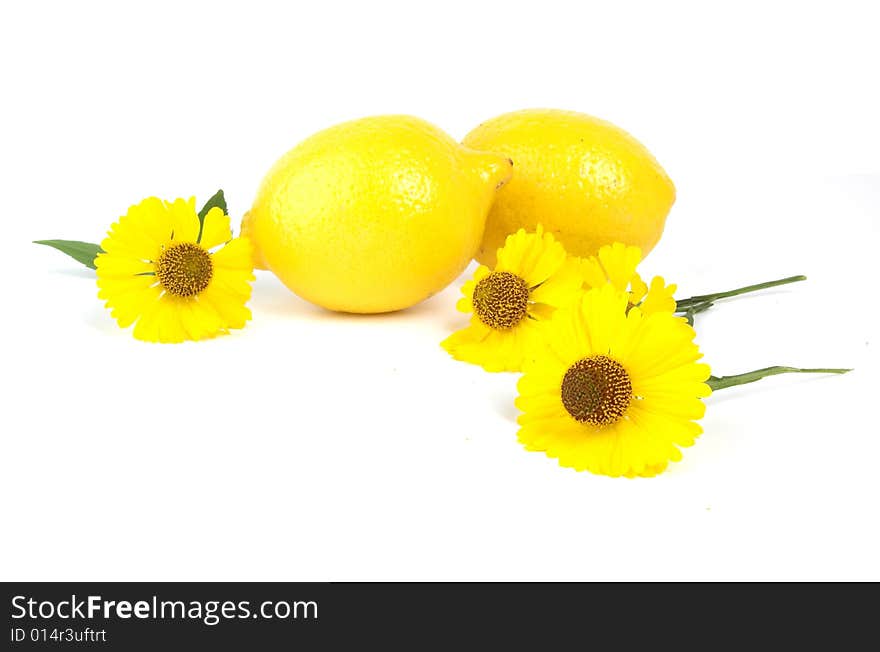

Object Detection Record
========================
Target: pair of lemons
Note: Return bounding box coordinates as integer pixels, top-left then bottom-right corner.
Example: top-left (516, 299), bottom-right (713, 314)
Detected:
top-left (243, 109), bottom-right (675, 313)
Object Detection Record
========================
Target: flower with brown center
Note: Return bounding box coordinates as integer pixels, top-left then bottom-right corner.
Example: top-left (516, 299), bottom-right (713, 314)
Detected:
top-left (516, 284), bottom-right (712, 477)
top-left (441, 225), bottom-right (582, 372)
top-left (96, 196), bottom-right (255, 342)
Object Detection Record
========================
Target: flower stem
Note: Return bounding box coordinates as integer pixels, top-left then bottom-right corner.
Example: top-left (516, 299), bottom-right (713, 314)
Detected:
top-left (707, 366), bottom-right (851, 391)
top-left (675, 275), bottom-right (807, 311)
top-left (683, 300), bottom-right (714, 326)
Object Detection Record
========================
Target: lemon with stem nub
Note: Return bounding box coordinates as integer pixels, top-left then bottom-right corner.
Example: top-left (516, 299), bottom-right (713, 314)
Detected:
top-left (243, 115), bottom-right (513, 313)
top-left (463, 109), bottom-right (676, 267)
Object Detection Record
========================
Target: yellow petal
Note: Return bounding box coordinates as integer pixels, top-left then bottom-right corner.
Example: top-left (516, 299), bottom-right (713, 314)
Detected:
top-left (153, 296), bottom-right (188, 343)
top-left (517, 415), bottom-right (586, 453)
top-left (515, 371), bottom-right (566, 418)
top-left (209, 266), bottom-right (254, 300)
top-left (629, 273), bottom-right (649, 305)
top-left (97, 274), bottom-right (156, 298)
top-left (527, 302), bottom-right (556, 321)
top-left (199, 284), bottom-right (252, 330)
top-left (95, 252), bottom-right (155, 278)
top-left (168, 197), bottom-right (199, 243)
top-left (212, 237), bottom-right (254, 272)
top-left (623, 313), bottom-right (703, 380)
top-left (496, 225), bottom-right (568, 288)
top-left (456, 295), bottom-right (474, 313)
top-left (131, 290), bottom-right (168, 342)
top-left (579, 284), bottom-right (629, 356)
top-left (100, 280), bottom-right (162, 328)
top-left (198, 206), bottom-right (232, 249)
top-left (597, 242), bottom-right (642, 292)
top-left (640, 276), bottom-right (678, 315)
top-left (472, 265), bottom-right (491, 284)
top-left (529, 257), bottom-right (582, 307)
top-left (441, 317), bottom-right (533, 372)
top-left (100, 197), bottom-right (171, 260)
top-left (576, 255), bottom-right (608, 290)
top-left (179, 298), bottom-right (225, 341)
top-left (543, 304), bottom-right (591, 364)
top-left (628, 403), bottom-right (703, 450)
top-left (517, 317), bottom-right (553, 369)
top-left (441, 318), bottom-right (491, 355)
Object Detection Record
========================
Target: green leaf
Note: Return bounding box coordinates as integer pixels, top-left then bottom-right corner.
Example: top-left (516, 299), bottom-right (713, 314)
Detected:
top-left (34, 240), bottom-right (104, 270)
top-left (197, 189), bottom-right (227, 243)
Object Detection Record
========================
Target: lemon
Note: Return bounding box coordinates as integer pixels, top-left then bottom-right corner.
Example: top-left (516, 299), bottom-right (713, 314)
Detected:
top-left (462, 109), bottom-right (676, 267)
top-left (243, 115), bottom-right (513, 313)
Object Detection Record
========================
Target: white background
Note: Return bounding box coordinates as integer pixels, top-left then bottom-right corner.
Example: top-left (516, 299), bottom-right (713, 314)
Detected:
top-left (1, 1), bottom-right (877, 580)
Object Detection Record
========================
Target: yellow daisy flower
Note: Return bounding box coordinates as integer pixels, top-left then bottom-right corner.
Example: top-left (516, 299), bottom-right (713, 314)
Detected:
top-left (441, 225), bottom-right (582, 372)
top-left (96, 197), bottom-right (255, 343)
top-left (515, 284), bottom-right (712, 477)
top-left (576, 242), bottom-right (676, 315)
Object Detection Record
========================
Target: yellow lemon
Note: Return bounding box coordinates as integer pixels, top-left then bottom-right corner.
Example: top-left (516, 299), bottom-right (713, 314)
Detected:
top-left (243, 115), bottom-right (512, 313)
top-left (462, 109), bottom-right (675, 267)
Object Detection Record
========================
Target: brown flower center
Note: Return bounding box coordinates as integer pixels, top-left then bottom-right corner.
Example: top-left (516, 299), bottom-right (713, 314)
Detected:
top-left (561, 355), bottom-right (633, 426)
top-left (472, 271), bottom-right (529, 330)
top-left (156, 242), bottom-right (213, 297)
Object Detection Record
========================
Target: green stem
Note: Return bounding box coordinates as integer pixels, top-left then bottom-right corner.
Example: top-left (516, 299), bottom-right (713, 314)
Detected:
top-left (683, 300), bottom-right (714, 325)
top-left (675, 275), bottom-right (807, 311)
top-left (707, 366), bottom-right (851, 391)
